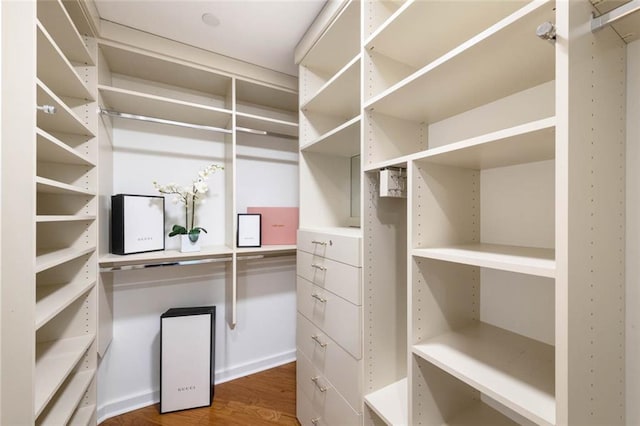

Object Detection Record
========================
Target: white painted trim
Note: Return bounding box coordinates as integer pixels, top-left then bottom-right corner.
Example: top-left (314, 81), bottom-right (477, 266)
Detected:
top-left (97, 349), bottom-right (296, 423)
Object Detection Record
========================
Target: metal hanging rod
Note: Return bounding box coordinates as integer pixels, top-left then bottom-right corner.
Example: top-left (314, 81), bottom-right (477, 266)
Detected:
top-left (99, 108), bottom-right (232, 134)
top-left (591, 0), bottom-right (640, 32)
top-left (99, 250), bottom-right (295, 272)
top-left (100, 256), bottom-right (233, 273)
top-left (99, 108), bottom-right (297, 140)
top-left (236, 126), bottom-right (298, 140)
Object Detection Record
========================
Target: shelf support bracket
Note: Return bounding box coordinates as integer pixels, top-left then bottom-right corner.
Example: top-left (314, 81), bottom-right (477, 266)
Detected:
top-left (591, 0), bottom-right (640, 32)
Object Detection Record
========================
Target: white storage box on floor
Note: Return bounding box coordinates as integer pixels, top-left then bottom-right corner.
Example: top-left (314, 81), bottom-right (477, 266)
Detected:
top-left (160, 306), bottom-right (216, 413)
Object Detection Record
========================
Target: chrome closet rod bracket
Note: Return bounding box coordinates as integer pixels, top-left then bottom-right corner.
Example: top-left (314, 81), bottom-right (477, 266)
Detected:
top-left (37, 105), bottom-right (56, 114)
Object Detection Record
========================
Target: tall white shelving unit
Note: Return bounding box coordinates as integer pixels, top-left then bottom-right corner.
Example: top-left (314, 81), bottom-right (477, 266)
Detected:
top-left (296, 1), bottom-right (364, 424)
top-left (2, 2), bottom-right (299, 423)
top-left (298, 0), bottom-right (627, 424)
top-left (1, 0), bottom-right (99, 423)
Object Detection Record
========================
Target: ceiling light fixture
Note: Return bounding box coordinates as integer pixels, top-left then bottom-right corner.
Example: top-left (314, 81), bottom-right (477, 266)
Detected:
top-left (202, 13), bottom-right (220, 27)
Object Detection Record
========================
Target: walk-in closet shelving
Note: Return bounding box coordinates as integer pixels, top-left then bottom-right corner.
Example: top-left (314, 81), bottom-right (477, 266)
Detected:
top-left (363, 0), bottom-right (527, 101)
top-left (236, 79), bottom-right (299, 137)
top-left (96, 31), bottom-right (300, 331)
top-left (295, 2), bottom-right (364, 424)
top-left (33, 0), bottom-right (99, 423)
top-left (362, 166), bottom-right (408, 424)
top-left (298, 0), bottom-right (361, 229)
top-left (363, 1), bottom-right (556, 168)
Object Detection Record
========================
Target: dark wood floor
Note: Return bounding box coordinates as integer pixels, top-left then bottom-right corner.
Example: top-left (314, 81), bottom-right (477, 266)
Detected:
top-left (100, 362), bottom-right (299, 426)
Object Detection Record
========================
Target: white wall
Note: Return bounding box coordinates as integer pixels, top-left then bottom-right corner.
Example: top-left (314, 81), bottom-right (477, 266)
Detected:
top-left (97, 120), bottom-right (298, 421)
top-left (627, 38), bottom-right (640, 426)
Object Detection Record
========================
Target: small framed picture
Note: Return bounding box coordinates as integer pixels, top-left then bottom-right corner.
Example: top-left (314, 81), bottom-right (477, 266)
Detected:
top-left (237, 213), bottom-right (261, 247)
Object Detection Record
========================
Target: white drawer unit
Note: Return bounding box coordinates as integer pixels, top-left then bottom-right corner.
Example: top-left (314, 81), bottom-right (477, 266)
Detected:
top-left (298, 229), bottom-right (362, 267)
top-left (297, 312), bottom-right (362, 410)
top-left (297, 349), bottom-right (362, 426)
top-left (297, 250), bottom-right (362, 305)
top-left (297, 276), bottom-right (361, 359)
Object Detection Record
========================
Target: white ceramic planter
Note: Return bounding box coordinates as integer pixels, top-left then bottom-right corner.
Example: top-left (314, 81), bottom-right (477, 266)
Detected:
top-left (180, 234), bottom-right (201, 253)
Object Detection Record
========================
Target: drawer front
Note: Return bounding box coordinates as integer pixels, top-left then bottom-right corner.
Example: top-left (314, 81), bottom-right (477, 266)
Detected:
top-left (297, 350), bottom-right (362, 426)
top-left (297, 250), bottom-right (361, 305)
top-left (297, 312), bottom-right (361, 411)
top-left (297, 276), bottom-right (361, 359)
top-left (297, 229), bottom-right (362, 266)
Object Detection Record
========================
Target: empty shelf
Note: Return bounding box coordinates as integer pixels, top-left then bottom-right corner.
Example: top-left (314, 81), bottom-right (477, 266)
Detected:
top-left (413, 322), bottom-right (555, 426)
top-left (35, 335), bottom-right (95, 417)
top-left (364, 378), bottom-right (407, 426)
top-left (36, 246), bottom-right (95, 273)
top-left (412, 244), bottom-right (555, 278)
top-left (36, 129), bottom-right (95, 166)
top-left (37, 0), bottom-right (94, 65)
top-left (37, 81), bottom-right (95, 137)
top-left (36, 369), bottom-right (94, 425)
top-left (301, 115), bottom-right (361, 157)
top-left (36, 280), bottom-right (96, 330)
top-left (36, 177), bottom-right (95, 196)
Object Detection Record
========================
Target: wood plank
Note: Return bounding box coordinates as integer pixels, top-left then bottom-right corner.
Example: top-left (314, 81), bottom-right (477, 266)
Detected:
top-left (99, 362), bottom-right (299, 425)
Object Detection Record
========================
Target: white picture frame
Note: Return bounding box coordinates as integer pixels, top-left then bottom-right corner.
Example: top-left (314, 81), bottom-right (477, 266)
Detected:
top-left (237, 213), bottom-right (261, 247)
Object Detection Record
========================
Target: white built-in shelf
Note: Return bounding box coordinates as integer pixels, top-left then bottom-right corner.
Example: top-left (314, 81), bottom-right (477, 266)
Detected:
top-left (37, 22), bottom-right (93, 101)
top-left (412, 322), bottom-right (555, 426)
top-left (301, 115), bottom-right (361, 157)
top-left (236, 79), bottom-right (298, 113)
top-left (36, 176), bottom-right (95, 196)
top-left (68, 404), bottom-right (95, 426)
top-left (301, 55), bottom-right (360, 118)
top-left (364, 155), bottom-right (410, 173)
top-left (36, 280), bottom-right (96, 330)
top-left (36, 215), bottom-right (96, 223)
top-left (99, 245), bottom-right (296, 270)
top-left (36, 128), bottom-right (95, 166)
top-left (34, 334), bottom-right (95, 417)
top-left (364, 378), bottom-right (407, 426)
top-left (236, 245), bottom-right (297, 257)
top-left (365, 1), bottom-right (555, 123)
top-left (412, 243), bottom-right (555, 278)
top-left (36, 247), bottom-right (96, 274)
top-left (36, 369), bottom-right (95, 426)
top-left (365, 0), bottom-right (527, 71)
top-left (98, 245), bottom-right (234, 269)
top-left (98, 85), bottom-right (232, 130)
top-left (300, 0), bottom-right (360, 76)
top-left (446, 401), bottom-right (517, 426)
top-left (416, 117), bottom-right (556, 170)
top-left (236, 112), bottom-right (298, 138)
top-left (37, 0), bottom-right (94, 65)
top-left (37, 81), bottom-right (95, 137)
top-left (99, 42), bottom-right (231, 97)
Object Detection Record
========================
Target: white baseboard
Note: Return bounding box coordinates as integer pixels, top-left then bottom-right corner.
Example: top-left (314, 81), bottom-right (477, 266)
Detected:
top-left (97, 349), bottom-right (296, 424)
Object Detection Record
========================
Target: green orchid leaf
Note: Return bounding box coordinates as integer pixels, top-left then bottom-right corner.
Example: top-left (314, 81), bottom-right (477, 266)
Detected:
top-left (168, 225), bottom-right (187, 237)
top-left (191, 227), bottom-right (208, 234)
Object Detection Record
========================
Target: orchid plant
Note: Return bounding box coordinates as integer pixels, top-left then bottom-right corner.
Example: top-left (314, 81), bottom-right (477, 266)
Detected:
top-left (153, 163), bottom-right (224, 242)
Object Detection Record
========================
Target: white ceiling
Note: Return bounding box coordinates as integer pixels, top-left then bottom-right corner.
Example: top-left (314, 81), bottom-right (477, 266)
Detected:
top-left (94, 0), bottom-right (327, 76)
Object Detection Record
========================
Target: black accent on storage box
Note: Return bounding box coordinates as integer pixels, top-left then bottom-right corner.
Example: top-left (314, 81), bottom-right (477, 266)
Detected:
top-left (111, 194), bottom-right (165, 255)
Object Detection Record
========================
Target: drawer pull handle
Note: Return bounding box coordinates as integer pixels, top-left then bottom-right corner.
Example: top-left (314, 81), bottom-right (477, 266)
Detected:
top-left (311, 335), bottom-right (327, 348)
top-left (311, 293), bottom-right (327, 303)
top-left (311, 240), bottom-right (327, 246)
top-left (311, 376), bottom-right (327, 392)
top-left (311, 418), bottom-right (320, 425)
top-left (311, 263), bottom-right (326, 271)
